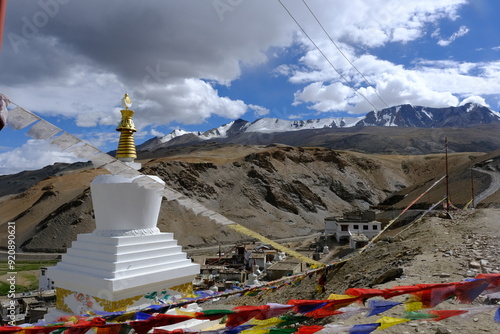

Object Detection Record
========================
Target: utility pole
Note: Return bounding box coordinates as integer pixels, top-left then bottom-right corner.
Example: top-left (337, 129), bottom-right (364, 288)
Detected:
top-left (470, 166), bottom-right (475, 209)
top-left (445, 137), bottom-right (450, 213)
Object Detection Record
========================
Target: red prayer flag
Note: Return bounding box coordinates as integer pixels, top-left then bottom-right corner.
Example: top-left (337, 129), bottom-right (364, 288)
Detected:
top-left (130, 314), bottom-right (193, 334)
top-left (23, 326), bottom-right (65, 334)
top-left (344, 288), bottom-right (385, 300)
top-left (305, 304), bottom-right (343, 319)
top-left (0, 327), bottom-right (22, 334)
top-left (427, 310), bottom-right (468, 321)
top-left (226, 305), bottom-right (271, 328)
top-left (94, 324), bottom-right (122, 334)
top-left (297, 325), bottom-right (324, 334)
top-left (475, 274), bottom-right (500, 292)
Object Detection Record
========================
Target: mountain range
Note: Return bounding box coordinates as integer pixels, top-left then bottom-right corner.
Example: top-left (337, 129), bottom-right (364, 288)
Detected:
top-left (137, 103), bottom-right (500, 155)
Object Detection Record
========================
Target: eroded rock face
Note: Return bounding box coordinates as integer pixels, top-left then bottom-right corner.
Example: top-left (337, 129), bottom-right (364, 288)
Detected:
top-left (5, 144), bottom-right (473, 252)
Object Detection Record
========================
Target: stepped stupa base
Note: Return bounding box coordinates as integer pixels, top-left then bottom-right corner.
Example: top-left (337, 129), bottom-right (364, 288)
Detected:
top-left (46, 232), bottom-right (199, 317)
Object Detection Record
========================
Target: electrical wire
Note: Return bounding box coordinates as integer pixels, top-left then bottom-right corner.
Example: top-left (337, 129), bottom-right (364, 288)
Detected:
top-left (302, 0), bottom-right (391, 109)
top-left (277, 0), bottom-right (381, 112)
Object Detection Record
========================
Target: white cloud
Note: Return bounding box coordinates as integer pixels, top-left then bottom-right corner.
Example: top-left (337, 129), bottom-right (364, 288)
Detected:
top-left (134, 78), bottom-right (249, 126)
top-left (0, 140), bottom-right (84, 175)
top-left (293, 82), bottom-right (353, 112)
top-left (1, 0), bottom-right (470, 128)
top-left (458, 96), bottom-right (490, 107)
top-left (150, 128), bottom-right (165, 138)
top-left (436, 25), bottom-right (470, 46)
top-left (249, 104), bottom-right (270, 117)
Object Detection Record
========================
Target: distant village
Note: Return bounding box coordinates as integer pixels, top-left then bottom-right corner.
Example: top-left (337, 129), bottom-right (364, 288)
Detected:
top-left (1, 210), bottom-right (382, 325)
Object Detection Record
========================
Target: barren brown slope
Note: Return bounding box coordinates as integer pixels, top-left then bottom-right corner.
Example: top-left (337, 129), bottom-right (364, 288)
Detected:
top-left (0, 144), bottom-right (490, 254)
top-left (225, 208), bottom-right (500, 333)
top-left (0, 169), bottom-right (107, 252)
top-left (380, 149), bottom-right (500, 210)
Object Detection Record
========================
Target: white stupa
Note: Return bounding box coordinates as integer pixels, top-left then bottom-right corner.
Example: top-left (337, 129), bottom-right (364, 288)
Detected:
top-left (45, 95), bottom-right (200, 320)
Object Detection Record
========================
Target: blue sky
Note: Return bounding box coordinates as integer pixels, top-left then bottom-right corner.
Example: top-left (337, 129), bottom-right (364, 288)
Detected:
top-left (1, 0), bottom-right (500, 175)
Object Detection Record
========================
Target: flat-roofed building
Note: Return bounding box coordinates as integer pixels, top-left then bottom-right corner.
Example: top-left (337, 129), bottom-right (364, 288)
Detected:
top-left (325, 210), bottom-right (381, 243)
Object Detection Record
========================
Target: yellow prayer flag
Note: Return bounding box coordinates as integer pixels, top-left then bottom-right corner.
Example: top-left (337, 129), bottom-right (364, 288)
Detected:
top-left (404, 301), bottom-right (424, 312)
top-left (327, 294), bottom-right (357, 300)
top-left (376, 315), bottom-right (410, 330)
top-left (249, 317), bottom-right (284, 328)
top-left (176, 308), bottom-right (196, 317)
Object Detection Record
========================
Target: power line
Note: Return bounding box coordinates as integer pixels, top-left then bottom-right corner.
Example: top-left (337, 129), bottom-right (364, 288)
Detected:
top-left (277, 0), bottom-right (381, 112)
top-left (301, 0), bottom-right (390, 109)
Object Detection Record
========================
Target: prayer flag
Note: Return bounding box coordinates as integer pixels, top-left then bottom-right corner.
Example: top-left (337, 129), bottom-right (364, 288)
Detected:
top-left (427, 310), bottom-right (468, 321)
top-left (348, 323), bottom-right (379, 334)
top-left (375, 316), bottom-right (409, 330)
top-left (296, 325), bottom-right (324, 334)
top-left (366, 300), bottom-right (401, 317)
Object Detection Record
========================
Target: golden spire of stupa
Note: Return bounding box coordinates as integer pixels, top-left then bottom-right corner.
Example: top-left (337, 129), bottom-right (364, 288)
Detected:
top-left (115, 93), bottom-right (137, 162)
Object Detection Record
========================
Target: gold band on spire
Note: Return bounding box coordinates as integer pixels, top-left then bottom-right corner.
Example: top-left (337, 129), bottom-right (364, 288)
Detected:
top-left (116, 94), bottom-right (137, 161)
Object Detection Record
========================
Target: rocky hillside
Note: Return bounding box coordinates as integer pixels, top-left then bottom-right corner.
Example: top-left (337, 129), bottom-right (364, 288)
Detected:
top-left (226, 208), bottom-right (500, 333)
top-left (1, 143), bottom-right (498, 254)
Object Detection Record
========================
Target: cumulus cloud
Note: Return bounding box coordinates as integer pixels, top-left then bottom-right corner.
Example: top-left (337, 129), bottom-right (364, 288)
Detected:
top-left (6, 0), bottom-right (500, 175)
top-left (0, 140), bottom-right (84, 175)
top-left (1, 0), bottom-right (470, 128)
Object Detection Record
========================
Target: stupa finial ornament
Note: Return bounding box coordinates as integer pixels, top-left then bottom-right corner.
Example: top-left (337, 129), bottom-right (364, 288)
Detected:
top-left (115, 93), bottom-right (139, 168)
top-left (122, 93), bottom-right (132, 110)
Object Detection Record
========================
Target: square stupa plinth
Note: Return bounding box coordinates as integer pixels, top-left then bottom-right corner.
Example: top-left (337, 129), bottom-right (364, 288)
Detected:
top-left (46, 174), bottom-right (200, 318)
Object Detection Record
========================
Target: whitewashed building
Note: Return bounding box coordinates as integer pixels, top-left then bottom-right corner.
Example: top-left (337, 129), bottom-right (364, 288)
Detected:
top-left (325, 211), bottom-right (381, 243)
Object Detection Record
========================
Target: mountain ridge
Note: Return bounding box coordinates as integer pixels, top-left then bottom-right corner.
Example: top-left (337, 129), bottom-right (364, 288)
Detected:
top-left (138, 103), bottom-right (500, 153)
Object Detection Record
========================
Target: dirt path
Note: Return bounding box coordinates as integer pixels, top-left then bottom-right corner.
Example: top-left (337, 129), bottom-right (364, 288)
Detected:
top-left (473, 167), bottom-right (500, 205)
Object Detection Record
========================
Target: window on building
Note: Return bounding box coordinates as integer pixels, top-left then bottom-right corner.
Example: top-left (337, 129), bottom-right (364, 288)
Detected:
top-left (363, 225), bottom-right (369, 230)
top-left (353, 225), bottom-right (359, 230)
top-left (341, 225), bottom-right (348, 231)
top-left (373, 225), bottom-right (378, 230)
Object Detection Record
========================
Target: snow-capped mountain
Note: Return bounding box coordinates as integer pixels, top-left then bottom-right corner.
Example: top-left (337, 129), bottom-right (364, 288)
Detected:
top-left (357, 103), bottom-right (500, 128)
top-left (138, 103), bottom-right (500, 151)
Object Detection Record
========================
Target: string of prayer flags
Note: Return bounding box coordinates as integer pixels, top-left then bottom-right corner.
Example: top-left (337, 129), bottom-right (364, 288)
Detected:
top-left (1, 273), bottom-right (499, 334)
